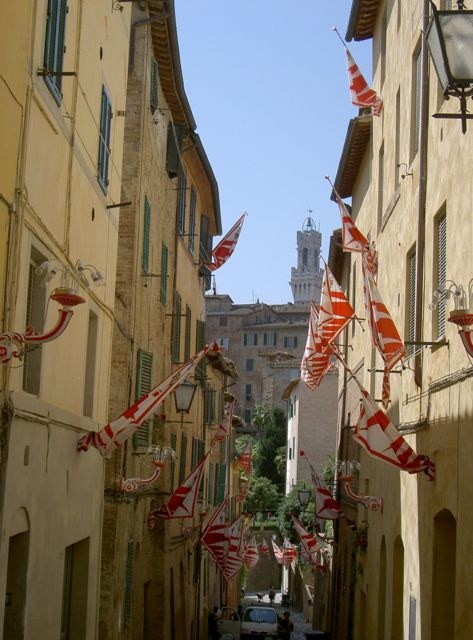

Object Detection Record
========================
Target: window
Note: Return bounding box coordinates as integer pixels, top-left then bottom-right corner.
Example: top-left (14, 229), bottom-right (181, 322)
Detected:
top-left (406, 247), bottom-right (417, 355)
top-left (244, 409), bottom-right (252, 424)
top-left (245, 384), bottom-right (252, 401)
top-left (302, 248), bottom-right (308, 267)
top-left (172, 292), bottom-right (182, 363)
top-left (433, 209), bottom-right (447, 339)
top-left (23, 247), bottom-right (48, 395)
top-left (124, 541), bottom-right (134, 628)
top-left (219, 316), bottom-right (228, 327)
top-left (61, 538), bottom-right (90, 639)
top-left (184, 305), bottom-right (191, 361)
top-left (245, 359), bottom-right (254, 372)
top-left (263, 332), bottom-right (276, 346)
top-left (395, 89), bottom-right (401, 187)
top-left (411, 43), bottom-right (422, 160)
top-left (377, 141), bottom-right (385, 230)
top-left (188, 188), bottom-right (196, 253)
top-left (160, 243), bottom-right (168, 304)
top-left (83, 311), bottom-right (98, 417)
top-left (216, 463), bottom-right (227, 503)
top-left (43, 0), bottom-right (67, 104)
top-left (142, 196), bottom-right (151, 273)
top-left (166, 122), bottom-right (183, 178)
top-left (133, 350), bottom-right (153, 447)
top-left (204, 386), bottom-right (216, 424)
top-left (177, 166), bottom-right (186, 235)
top-left (191, 437), bottom-right (205, 468)
top-left (243, 333), bottom-right (257, 346)
top-left (97, 85), bottom-right (112, 193)
top-left (150, 57), bottom-right (158, 113)
top-left (283, 336), bottom-right (298, 348)
top-left (179, 433), bottom-right (187, 483)
top-left (195, 320), bottom-right (206, 379)
top-left (199, 215), bottom-right (212, 291)
top-left (3, 530), bottom-right (29, 638)
top-left (289, 369), bottom-right (299, 381)
top-left (217, 337), bottom-right (229, 350)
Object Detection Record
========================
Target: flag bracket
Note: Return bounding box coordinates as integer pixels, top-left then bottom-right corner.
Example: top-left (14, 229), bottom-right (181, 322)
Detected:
top-left (404, 340), bottom-right (448, 346)
top-left (368, 368), bottom-right (403, 374)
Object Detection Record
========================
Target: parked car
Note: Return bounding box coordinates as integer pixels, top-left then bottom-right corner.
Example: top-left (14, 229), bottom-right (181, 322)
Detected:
top-left (240, 605), bottom-right (278, 639)
top-left (217, 607), bottom-right (241, 640)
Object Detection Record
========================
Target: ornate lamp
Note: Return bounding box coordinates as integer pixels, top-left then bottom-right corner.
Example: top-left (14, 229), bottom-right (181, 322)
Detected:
top-left (430, 278), bottom-right (473, 356)
top-left (121, 444), bottom-right (175, 493)
top-left (335, 460), bottom-right (383, 512)
top-left (297, 486), bottom-right (312, 508)
top-left (174, 380), bottom-right (197, 413)
top-left (426, 0), bottom-right (473, 133)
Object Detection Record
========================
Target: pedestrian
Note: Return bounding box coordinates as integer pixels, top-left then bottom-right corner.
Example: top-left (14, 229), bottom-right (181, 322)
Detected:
top-left (277, 610), bottom-right (294, 639)
top-left (208, 606), bottom-right (221, 640)
top-left (269, 585), bottom-right (276, 604)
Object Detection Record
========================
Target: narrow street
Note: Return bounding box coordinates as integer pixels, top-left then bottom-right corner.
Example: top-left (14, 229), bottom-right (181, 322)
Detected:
top-left (241, 592), bottom-right (315, 640)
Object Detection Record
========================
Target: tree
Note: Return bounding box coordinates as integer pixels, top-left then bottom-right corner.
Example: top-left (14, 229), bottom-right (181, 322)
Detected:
top-left (243, 476), bottom-right (280, 514)
top-left (253, 406), bottom-right (286, 491)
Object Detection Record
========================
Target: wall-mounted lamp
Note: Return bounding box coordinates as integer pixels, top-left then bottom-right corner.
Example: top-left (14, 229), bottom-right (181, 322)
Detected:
top-left (430, 278), bottom-right (473, 356)
top-left (297, 486), bottom-right (312, 508)
top-left (121, 444), bottom-right (175, 493)
top-left (397, 162), bottom-right (413, 179)
top-left (174, 380), bottom-right (197, 414)
top-left (335, 460), bottom-right (383, 512)
top-left (426, 0), bottom-right (473, 134)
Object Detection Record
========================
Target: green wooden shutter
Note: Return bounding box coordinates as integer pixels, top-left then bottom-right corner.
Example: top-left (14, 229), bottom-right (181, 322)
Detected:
top-left (142, 196), bottom-right (151, 273)
top-left (407, 248), bottom-right (417, 355)
top-left (195, 320), bottom-right (206, 379)
top-left (159, 243), bottom-right (168, 304)
top-left (179, 434), bottom-right (187, 483)
top-left (166, 122), bottom-right (183, 178)
top-left (208, 462), bottom-right (214, 506)
top-left (412, 46), bottom-right (422, 158)
top-left (188, 188), bottom-right (196, 252)
top-left (98, 85), bottom-right (112, 192)
top-left (124, 540), bottom-right (134, 627)
top-left (436, 213), bottom-right (447, 338)
top-left (43, 0), bottom-right (67, 104)
top-left (150, 57), bottom-right (158, 113)
top-left (172, 292), bottom-right (182, 363)
top-left (133, 350), bottom-right (153, 447)
top-left (216, 463), bottom-right (227, 503)
top-left (177, 166), bottom-right (187, 235)
top-left (184, 305), bottom-right (191, 361)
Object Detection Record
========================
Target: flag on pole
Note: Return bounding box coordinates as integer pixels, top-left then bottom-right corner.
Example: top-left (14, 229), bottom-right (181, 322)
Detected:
top-left (261, 538), bottom-right (270, 556)
top-left (282, 538), bottom-right (298, 568)
top-left (205, 212), bottom-right (247, 272)
top-left (346, 49), bottom-right (383, 116)
top-left (212, 399), bottom-right (236, 442)
top-left (77, 343), bottom-right (218, 456)
top-left (222, 516), bottom-right (245, 580)
top-left (291, 514), bottom-right (326, 567)
top-left (300, 303), bottom-right (333, 390)
top-left (147, 453), bottom-right (209, 524)
top-left (272, 539), bottom-right (284, 564)
top-left (200, 498), bottom-right (229, 567)
top-left (318, 263), bottom-right (355, 350)
top-left (361, 253), bottom-right (405, 407)
top-left (243, 536), bottom-right (260, 568)
top-left (355, 385), bottom-right (435, 480)
top-left (236, 441), bottom-right (253, 476)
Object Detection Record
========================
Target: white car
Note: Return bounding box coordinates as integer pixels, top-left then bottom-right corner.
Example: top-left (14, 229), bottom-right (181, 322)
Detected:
top-left (217, 607), bottom-right (242, 640)
top-left (240, 605), bottom-right (278, 639)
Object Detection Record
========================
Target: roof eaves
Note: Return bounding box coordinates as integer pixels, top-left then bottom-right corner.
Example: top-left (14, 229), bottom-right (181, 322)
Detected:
top-left (331, 113), bottom-right (372, 200)
top-left (346, 0), bottom-right (380, 42)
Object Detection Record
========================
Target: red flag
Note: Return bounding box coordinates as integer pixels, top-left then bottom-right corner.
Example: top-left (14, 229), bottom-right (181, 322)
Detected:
top-left (261, 538), bottom-right (270, 556)
top-left (205, 212), bottom-right (246, 272)
top-left (291, 514), bottom-right (327, 567)
top-left (300, 303), bottom-right (333, 390)
top-left (78, 343), bottom-right (218, 456)
top-left (318, 263), bottom-right (355, 350)
top-left (222, 516), bottom-right (245, 580)
top-left (272, 539), bottom-right (283, 564)
top-left (355, 386), bottom-right (435, 480)
top-left (346, 49), bottom-right (383, 116)
top-left (147, 453), bottom-right (209, 524)
top-left (361, 253), bottom-right (405, 407)
top-left (200, 498), bottom-right (229, 568)
top-left (236, 441), bottom-right (252, 476)
top-left (282, 538), bottom-right (298, 568)
top-left (212, 399), bottom-right (236, 442)
top-left (243, 536), bottom-right (259, 568)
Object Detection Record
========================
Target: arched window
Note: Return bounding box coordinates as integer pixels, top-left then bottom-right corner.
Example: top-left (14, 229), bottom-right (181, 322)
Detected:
top-left (377, 536), bottom-right (386, 639)
top-left (391, 536), bottom-right (404, 640)
top-left (432, 509), bottom-right (456, 639)
top-left (302, 248), bottom-right (308, 266)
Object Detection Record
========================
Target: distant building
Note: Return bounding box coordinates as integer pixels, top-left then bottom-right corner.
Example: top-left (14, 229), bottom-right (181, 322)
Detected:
top-left (290, 217), bottom-right (324, 304)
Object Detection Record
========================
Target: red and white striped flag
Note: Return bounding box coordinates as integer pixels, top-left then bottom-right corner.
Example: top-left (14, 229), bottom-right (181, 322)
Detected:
top-left (272, 539), bottom-right (284, 564)
top-left (200, 498), bottom-right (229, 568)
top-left (222, 516), bottom-right (245, 580)
top-left (147, 453), bottom-right (209, 525)
top-left (361, 253), bottom-right (405, 407)
top-left (318, 263), bottom-right (355, 350)
top-left (346, 49), bottom-right (383, 116)
top-left (300, 303), bottom-right (333, 390)
top-left (77, 343), bottom-right (218, 456)
top-left (355, 385), bottom-right (435, 480)
top-left (261, 538), bottom-right (270, 556)
top-left (291, 514), bottom-right (323, 567)
top-left (282, 538), bottom-right (298, 568)
top-left (243, 536), bottom-right (260, 568)
top-left (205, 212), bottom-right (247, 272)
top-left (212, 399), bottom-right (236, 442)
top-left (236, 441), bottom-right (252, 476)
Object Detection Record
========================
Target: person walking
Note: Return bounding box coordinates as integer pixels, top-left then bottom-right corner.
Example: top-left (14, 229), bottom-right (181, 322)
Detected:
top-left (277, 610), bottom-right (294, 639)
top-left (269, 585), bottom-right (276, 604)
top-left (208, 606), bottom-right (221, 640)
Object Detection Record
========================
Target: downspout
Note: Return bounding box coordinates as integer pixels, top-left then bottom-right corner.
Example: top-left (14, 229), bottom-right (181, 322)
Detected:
top-left (414, 0), bottom-right (430, 386)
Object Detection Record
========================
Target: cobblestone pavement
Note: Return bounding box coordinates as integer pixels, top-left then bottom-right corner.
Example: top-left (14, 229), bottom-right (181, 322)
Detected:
top-left (241, 592), bottom-right (314, 639)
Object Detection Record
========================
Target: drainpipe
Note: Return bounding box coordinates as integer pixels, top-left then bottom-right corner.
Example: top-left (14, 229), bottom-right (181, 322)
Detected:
top-left (414, 0), bottom-right (430, 386)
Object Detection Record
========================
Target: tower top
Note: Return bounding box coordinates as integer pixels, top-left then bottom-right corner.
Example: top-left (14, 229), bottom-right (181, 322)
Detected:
top-left (302, 216), bottom-right (318, 232)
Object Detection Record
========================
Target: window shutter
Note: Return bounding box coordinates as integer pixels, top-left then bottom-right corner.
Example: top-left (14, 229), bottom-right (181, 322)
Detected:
top-left (195, 320), bottom-right (206, 379)
top-left (43, 0), bottom-right (67, 103)
top-left (150, 57), bottom-right (158, 113)
top-left (412, 47), bottom-right (422, 158)
top-left (243, 334), bottom-right (247, 346)
top-left (208, 463), bottom-right (214, 506)
top-left (124, 541), bottom-right (134, 627)
top-left (179, 434), bottom-right (187, 483)
top-left (172, 292), bottom-right (182, 363)
top-left (436, 214), bottom-right (447, 337)
top-left (407, 249), bottom-right (417, 355)
top-left (142, 196), bottom-right (151, 273)
top-left (216, 463), bottom-right (227, 503)
top-left (188, 188), bottom-right (196, 252)
top-left (184, 305), bottom-right (191, 361)
top-left (160, 243), bottom-right (168, 304)
top-left (98, 85), bottom-right (112, 192)
top-left (133, 350), bottom-right (153, 447)
top-left (177, 166), bottom-right (187, 235)
top-left (166, 122), bottom-right (183, 178)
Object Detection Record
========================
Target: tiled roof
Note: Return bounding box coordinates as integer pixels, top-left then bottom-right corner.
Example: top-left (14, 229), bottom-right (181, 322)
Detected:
top-left (346, 0), bottom-right (380, 42)
top-left (332, 113), bottom-right (372, 200)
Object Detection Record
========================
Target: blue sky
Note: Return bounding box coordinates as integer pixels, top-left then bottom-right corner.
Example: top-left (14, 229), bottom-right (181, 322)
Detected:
top-left (175, 1), bottom-right (372, 304)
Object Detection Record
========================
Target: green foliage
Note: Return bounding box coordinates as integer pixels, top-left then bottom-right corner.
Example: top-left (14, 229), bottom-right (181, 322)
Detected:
top-left (276, 483), bottom-right (315, 545)
top-left (254, 406), bottom-right (287, 491)
top-left (243, 476), bottom-right (281, 514)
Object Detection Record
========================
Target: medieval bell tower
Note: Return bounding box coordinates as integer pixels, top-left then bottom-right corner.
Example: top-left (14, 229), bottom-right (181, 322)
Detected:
top-left (290, 216), bottom-right (323, 303)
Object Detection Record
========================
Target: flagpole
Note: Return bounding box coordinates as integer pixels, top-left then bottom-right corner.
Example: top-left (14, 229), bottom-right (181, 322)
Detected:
top-left (332, 26), bottom-right (349, 51)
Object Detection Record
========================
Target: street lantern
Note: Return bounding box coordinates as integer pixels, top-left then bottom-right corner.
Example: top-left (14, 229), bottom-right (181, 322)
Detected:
top-left (174, 380), bottom-right (197, 413)
top-left (297, 487), bottom-right (312, 508)
top-left (426, 0), bottom-right (473, 133)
